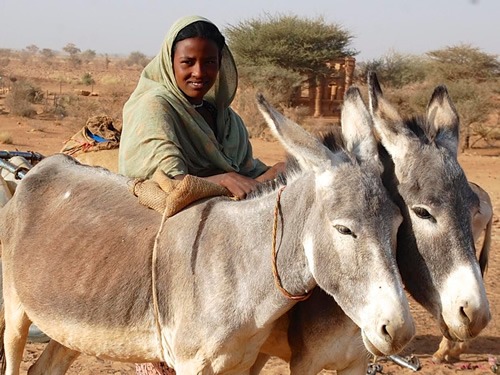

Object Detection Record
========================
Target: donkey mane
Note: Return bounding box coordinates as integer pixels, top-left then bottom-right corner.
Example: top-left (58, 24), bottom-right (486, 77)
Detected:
top-left (247, 169), bottom-right (289, 199)
top-left (404, 115), bottom-right (440, 144)
top-left (318, 126), bottom-right (345, 153)
top-left (321, 127), bottom-right (367, 167)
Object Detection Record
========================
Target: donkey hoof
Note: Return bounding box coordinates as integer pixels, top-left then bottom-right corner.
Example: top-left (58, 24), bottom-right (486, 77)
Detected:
top-left (431, 354), bottom-right (445, 364)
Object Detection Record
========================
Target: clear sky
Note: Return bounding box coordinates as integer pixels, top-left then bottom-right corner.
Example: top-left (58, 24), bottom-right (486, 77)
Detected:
top-left (0, 0), bottom-right (498, 62)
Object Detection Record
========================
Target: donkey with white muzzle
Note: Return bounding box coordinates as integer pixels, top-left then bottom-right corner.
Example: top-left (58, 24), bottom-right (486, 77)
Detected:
top-left (0, 93), bottom-right (414, 374)
top-left (252, 73), bottom-right (491, 375)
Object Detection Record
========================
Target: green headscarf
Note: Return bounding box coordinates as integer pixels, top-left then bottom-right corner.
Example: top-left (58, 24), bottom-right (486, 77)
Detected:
top-left (118, 15), bottom-right (268, 179)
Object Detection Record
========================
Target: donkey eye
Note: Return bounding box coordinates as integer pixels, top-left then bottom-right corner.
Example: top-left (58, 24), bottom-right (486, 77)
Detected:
top-left (412, 206), bottom-right (433, 220)
top-left (334, 225), bottom-right (356, 238)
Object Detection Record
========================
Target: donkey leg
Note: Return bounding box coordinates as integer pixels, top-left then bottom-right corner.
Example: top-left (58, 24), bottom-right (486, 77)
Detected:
top-left (28, 340), bottom-right (80, 375)
top-left (249, 353), bottom-right (270, 375)
top-left (433, 337), bottom-right (470, 363)
top-left (1, 258), bottom-right (31, 375)
top-left (432, 337), bottom-right (454, 363)
top-left (2, 295), bottom-right (31, 375)
top-left (446, 341), bottom-right (470, 362)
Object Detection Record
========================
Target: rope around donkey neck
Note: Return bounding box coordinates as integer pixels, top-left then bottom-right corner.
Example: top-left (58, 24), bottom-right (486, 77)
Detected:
top-left (272, 186), bottom-right (312, 301)
top-left (151, 205), bottom-right (173, 366)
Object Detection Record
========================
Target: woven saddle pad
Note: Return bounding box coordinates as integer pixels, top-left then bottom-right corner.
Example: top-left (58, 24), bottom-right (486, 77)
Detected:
top-left (130, 170), bottom-right (232, 216)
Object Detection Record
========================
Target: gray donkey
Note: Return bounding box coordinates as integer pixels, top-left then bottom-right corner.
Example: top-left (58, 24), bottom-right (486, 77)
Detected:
top-left (251, 73), bottom-right (491, 375)
top-left (0, 93), bottom-right (415, 374)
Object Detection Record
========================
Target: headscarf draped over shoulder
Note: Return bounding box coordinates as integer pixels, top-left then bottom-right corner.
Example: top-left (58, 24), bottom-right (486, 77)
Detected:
top-left (119, 15), bottom-right (267, 179)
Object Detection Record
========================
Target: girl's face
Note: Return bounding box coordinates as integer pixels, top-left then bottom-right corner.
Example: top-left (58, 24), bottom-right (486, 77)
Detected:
top-left (172, 37), bottom-right (220, 104)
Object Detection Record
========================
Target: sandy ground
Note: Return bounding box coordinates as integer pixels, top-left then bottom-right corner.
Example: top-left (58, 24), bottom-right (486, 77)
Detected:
top-left (0, 115), bottom-right (498, 374)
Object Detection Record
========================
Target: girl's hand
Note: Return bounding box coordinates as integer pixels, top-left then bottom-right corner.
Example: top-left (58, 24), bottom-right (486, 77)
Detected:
top-left (255, 162), bottom-right (286, 183)
top-left (205, 172), bottom-right (259, 200)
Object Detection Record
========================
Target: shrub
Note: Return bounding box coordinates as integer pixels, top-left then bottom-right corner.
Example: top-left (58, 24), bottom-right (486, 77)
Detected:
top-left (0, 58), bottom-right (10, 68)
top-left (81, 72), bottom-right (95, 86)
top-left (69, 55), bottom-right (82, 67)
top-left (81, 49), bottom-right (96, 63)
top-left (42, 97), bottom-right (68, 118)
top-left (356, 52), bottom-right (428, 88)
top-left (387, 79), bottom-right (496, 150)
top-left (126, 52), bottom-right (150, 68)
top-left (238, 65), bottom-right (303, 106)
top-left (232, 68), bottom-right (305, 138)
top-left (40, 48), bottom-right (55, 65)
top-left (4, 80), bottom-right (43, 117)
top-left (426, 44), bottom-right (500, 82)
top-left (0, 49), bottom-right (12, 58)
top-left (5, 100), bottom-right (37, 117)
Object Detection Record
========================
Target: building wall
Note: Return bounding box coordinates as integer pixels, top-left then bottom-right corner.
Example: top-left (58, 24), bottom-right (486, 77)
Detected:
top-left (292, 57), bottom-right (355, 118)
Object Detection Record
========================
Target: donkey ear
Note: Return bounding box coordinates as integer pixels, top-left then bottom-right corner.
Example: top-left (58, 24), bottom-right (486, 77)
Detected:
top-left (426, 85), bottom-right (460, 157)
top-left (368, 72), bottom-right (417, 163)
top-left (341, 86), bottom-right (380, 169)
top-left (256, 94), bottom-right (343, 172)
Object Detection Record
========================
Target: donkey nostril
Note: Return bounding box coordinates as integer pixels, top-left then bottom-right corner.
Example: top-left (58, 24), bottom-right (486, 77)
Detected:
top-left (381, 323), bottom-right (391, 340)
top-left (460, 305), bottom-right (471, 325)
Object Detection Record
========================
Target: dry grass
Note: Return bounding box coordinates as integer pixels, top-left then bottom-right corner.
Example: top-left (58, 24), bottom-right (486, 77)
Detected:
top-left (27, 127), bottom-right (45, 133)
top-left (0, 131), bottom-right (13, 144)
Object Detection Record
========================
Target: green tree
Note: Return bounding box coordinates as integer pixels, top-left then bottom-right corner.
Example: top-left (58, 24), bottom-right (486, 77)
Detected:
top-left (426, 44), bottom-right (499, 81)
top-left (225, 14), bottom-right (356, 112)
top-left (227, 14), bottom-right (355, 74)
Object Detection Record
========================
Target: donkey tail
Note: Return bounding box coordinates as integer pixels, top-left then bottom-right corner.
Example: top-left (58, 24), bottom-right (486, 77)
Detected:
top-left (0, 305), bottom-right (6, 375)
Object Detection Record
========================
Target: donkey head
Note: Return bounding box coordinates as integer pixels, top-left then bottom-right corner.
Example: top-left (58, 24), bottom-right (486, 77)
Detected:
top-left (256, 92), bottom-right (414, 356)
top-left (368, 72), bottom-right (491, 341)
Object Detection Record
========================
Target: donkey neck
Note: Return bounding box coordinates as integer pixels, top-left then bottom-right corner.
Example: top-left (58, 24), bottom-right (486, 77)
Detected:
top-left (154, 175), bottom-right (320, 331)
top-left (239, 176), bottom-right (317, 295)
